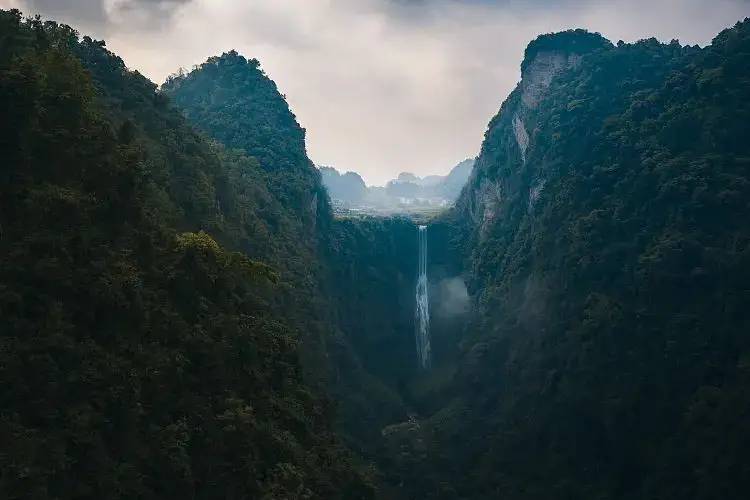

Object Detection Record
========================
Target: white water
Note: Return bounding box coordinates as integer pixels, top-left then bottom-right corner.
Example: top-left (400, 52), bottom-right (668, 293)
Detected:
top-left (415, 225), bottom-right (431, 369)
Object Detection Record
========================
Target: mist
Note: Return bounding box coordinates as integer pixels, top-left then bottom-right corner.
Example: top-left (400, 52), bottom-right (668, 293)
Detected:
top-left (433, 276), bottom-right (470, 320)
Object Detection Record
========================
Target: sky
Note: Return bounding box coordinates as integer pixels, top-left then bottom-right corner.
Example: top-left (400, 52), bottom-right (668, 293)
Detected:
top-left (3, 1), bottom-right (749, 185)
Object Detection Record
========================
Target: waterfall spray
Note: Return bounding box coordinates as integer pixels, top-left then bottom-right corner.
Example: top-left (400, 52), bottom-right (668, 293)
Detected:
top-left (415, 225), bottom-right (431, 369)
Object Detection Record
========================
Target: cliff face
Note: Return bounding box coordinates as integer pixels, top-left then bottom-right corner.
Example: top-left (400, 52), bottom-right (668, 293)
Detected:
top-left (520, 50), bottom-right (583, 109)
top-left (420, 23), bottom-right (750, 499)
top-left (457, 31), bottom-right (610, 241)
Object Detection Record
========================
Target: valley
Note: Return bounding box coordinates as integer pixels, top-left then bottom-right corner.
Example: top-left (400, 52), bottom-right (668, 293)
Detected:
top-left (1, 7), bottom-right (750, 500)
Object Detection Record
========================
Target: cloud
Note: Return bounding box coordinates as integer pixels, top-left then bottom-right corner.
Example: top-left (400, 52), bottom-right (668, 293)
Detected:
top-left (110, 0), bottom-right (194, 29)
top-left (115, 0), bottom-right (193, 15)
top-left (17, 0), bottom-right (194, 34)
top-left (4, 0), bottom-right (750, 184)
top-left (22, 0), bottom-right (108, 27)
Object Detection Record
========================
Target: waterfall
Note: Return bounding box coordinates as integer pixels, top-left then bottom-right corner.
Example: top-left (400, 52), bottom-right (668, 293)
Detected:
top-left (415, 225), bottom-right (431, 369)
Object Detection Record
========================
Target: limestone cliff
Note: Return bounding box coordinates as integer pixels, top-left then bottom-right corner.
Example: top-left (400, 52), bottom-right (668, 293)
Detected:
top-left (457, 30), bottom-right (611, 240)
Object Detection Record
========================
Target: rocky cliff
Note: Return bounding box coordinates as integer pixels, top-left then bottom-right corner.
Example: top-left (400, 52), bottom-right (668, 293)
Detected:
top-left (406, 23), bottom-right (750, 499)
top-left (457, 30), bottom-right (611, 240)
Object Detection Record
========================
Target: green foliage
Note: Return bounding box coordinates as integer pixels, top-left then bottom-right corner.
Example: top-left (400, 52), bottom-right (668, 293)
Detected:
top-left (421, 19), bottom-right (750, 500)
top-left (0, 10), bottom-right (373, 499)
top-left (162, 50), bottom-right (329, 224)
top-left (324, 217), bottom-right (418, 450)
top-left (6, 6), bottom-right (749, 500)
top-left (159, 50), bottom-right (337, 395)
top-left (161, 52), bottom-right (424, 470)
top-left (175, 231), bottom-right (279, 284)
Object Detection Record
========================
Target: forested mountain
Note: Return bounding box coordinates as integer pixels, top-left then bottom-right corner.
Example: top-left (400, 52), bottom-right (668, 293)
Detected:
top-left (0, 10), bottom-right (372, 498)
top-left (162, 51), bottom-right (329, 232)
top-left (319, 166), bottom-right (369, 204)
top-left (3, 6), bottom-right (750, 500)
top-left (392, 22), bottom-right (750, 499)
top-left (160, 51), bottom-right (344, 397)
top-left (160, 54), bottom-right (423, 461)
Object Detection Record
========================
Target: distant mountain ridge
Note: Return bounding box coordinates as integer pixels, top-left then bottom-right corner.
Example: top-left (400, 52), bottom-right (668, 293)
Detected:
top-left (319, 158), bottom-right (474, 214)
top-left (318, 166), bottom-right (368, 204)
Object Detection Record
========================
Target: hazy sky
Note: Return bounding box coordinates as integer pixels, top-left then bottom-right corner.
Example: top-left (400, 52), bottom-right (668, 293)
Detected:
top-left (4, 1), bottom-right (749, 184)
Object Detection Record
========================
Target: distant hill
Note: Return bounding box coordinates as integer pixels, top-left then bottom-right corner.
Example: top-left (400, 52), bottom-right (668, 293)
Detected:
top-left (436, 157), bottom-right (475, 199)
top-left (319, 166), bottom-right (369, 204)
top-left (320, 159), bottom-right (475, 214)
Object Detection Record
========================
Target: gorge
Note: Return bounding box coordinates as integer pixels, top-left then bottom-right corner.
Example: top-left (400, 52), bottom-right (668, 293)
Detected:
top-left (2, 7), bottom-right (750, 500)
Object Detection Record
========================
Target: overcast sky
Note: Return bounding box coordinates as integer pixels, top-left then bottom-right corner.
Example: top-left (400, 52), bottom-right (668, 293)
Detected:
top-left (4, 0), bottom-right (749, 184)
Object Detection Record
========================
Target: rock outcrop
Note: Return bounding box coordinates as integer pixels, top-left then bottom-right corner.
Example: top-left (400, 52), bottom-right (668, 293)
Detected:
top-left (457, 30), bottom-right (611, 239)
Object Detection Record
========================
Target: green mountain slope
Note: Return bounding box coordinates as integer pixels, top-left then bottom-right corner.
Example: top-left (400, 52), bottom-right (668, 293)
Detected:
top-left (5, 7), bottom-right (750, 500)
top-left (162, 51), bottom-right (328, 230)
top-left (0, 10), bottom-right (373, 499)
top-left (418, 22), bottom-right (750, 499)
top-left (161, 56), bottom-right (426, 460)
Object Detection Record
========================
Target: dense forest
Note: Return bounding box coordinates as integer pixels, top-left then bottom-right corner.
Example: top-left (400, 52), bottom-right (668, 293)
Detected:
top-left (0, 10), bottom-right (373, 498)
top-left (2, 6), bottom-right (750, 500)
top-left (397, 20), bottom-right (750, 500)
top-left (160, 55), bottom-right (425, 459)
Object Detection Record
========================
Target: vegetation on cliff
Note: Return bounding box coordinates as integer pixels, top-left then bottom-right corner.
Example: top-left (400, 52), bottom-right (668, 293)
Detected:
top-left (161, 55), bottom-right (432, 464)
top-left (3, 7), bottom-right (750, 500)
top-left (419, 21), bottom-right (750, 499)
top-left (0, 10), bottom-right (373, 498)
